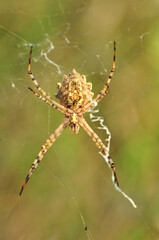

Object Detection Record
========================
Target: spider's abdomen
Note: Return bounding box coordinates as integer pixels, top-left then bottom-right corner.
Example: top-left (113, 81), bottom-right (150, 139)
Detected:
top-left (55, 69), bottom-right (94, 110)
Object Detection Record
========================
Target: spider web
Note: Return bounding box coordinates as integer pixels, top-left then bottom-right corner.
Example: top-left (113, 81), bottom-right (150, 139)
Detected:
top-left (0, 0), bottom-right (159, 239)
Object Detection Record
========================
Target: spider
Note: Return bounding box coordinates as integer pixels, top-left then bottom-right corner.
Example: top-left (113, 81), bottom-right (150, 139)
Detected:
top-left (19, 42), bottom-right (116, 195)
top-left (19, 42), bottom-right (137, 208)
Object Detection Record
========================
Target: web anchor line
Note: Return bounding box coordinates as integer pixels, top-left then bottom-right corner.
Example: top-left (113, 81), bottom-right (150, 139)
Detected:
top-left (89, 104), bottom-right (137, 208)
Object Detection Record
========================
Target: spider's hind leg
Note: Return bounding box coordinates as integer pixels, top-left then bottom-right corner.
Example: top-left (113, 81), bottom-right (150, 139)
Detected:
top-left (79, 117), bottom-right (137, 208)
top-left (79, 117), bottom-right (119, 187)
top-left (19, 118), bottom-right (69, 196)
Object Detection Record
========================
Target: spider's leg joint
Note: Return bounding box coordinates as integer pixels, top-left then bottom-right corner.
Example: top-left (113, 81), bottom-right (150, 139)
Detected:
top-left (28, 70), bottom-right (32, 75)
top-left (37, 158), bottom-right (40, 164)
top-left (31, 163), bottom-right (36, 170)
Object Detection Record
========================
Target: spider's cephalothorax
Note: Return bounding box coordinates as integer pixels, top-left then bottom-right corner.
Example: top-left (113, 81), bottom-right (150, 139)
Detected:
top-left (55, 69), bottom-right (94, 109)
top-left (19, 42), bottom-right (137, 209)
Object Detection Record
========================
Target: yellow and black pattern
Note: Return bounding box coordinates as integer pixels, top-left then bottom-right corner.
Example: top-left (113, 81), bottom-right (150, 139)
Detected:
top-left (19, 118), bottom-right (69, 195)
top-left (28, 46), bottom-right (66, 114)
top-left (94, 41), bottom-right (116, 103)
top-left (28, 87), bottom-right (55, 107)
top-left (83, 41), bottom-right (116, 113)
top-left (79, 117), bottom-right (119, 187)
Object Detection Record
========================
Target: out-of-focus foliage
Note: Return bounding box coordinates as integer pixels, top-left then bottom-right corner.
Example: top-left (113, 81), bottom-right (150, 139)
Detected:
top-left (0, 0), bottom-right (159, 239)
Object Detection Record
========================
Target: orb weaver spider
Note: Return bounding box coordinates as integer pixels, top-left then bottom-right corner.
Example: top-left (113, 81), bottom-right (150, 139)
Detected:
top-left (19, 42), bottom-right (136, 208)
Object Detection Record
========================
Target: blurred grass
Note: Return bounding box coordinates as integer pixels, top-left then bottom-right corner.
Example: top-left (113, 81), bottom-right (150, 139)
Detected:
top-left (0, 0), bottom-right (159, 239)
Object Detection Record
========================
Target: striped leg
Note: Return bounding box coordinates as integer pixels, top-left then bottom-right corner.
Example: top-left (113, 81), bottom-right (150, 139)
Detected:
top-left (19, 118), bottom-right (69, 196)
top-left (94, 41), bottom-right (116, 103)
top-left (79, 117), bottom-right (137, 208)
top-left (79, 117), bottom-right (119, 186)
top-left (81, 42), bottom-right (116, 114)
top-left (28, 87), bottom-right (65, 111)
top-left (28, 46), bottom-right (66, 113)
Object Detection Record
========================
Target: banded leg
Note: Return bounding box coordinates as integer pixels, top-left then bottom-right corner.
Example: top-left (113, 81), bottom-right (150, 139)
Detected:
top-left (79, 117), bottom-right (137, 208)
top-left (28, 87), bottom-right (63, 110)
top-left (19, 118), bottom-right (69, 196)
top-left (83, 42), bottom-right (116, 113)
top-left (28, 46), bottom-right (66, 114)
top-left (79, 117), bottom-right (119, 186)
top-left (94, 41), bottom-right (116, 103)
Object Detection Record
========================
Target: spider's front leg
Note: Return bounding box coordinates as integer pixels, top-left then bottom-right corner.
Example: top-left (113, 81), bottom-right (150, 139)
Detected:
top-left (79, 117), bottom-right (119, 187)
top-left (94, 41), bottom-right (116, 103)
top-left (28, 46), bottom-right (66, 114)
top-left (19, 118), bottom-right (69, 196)
top-left (83, 41), bottom-right (116, 113)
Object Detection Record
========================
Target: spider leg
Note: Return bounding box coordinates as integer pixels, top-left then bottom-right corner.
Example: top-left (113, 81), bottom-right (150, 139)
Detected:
top-left (28, 46), bottom-right (66, 114)
top-left (79, 117), bottom-right (119, 186)
top-left (28, 87), bottom-right (65, 112)
top-left (82, 42), bottom-right (116, 113)
top-left (94, 41), bottom-right (116, 103)
top-left (19, 118), bottom-right (69, 196)
top-left (79, 117), bottom-right (137, 208)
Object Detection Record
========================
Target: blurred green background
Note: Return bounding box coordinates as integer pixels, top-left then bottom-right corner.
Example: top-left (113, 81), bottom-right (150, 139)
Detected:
top-left (0, 0), bottom-right (159, 239)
